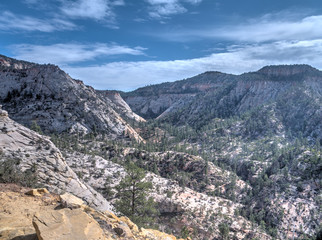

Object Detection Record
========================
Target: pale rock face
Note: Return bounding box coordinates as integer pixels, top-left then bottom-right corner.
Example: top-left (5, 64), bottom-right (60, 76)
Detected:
top-left (0, 55), bottom-right (144, 142)
top-left (123, 65), bottom-right (322, 139)
top-left (97, 90), bottom-right (146, 123)
top-left (0, 112), bottom-right (113, 212)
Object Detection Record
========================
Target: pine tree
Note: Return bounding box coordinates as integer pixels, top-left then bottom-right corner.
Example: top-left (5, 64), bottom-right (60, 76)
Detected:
top-left (115, 162), bottom-right (159, 228)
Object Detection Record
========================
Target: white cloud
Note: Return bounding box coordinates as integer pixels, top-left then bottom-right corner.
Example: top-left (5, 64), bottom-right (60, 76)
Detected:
top-left (217, 15), bottom-right (322, 42)
top-left (145, 0), bottom-right (202, 19)
top-left (154, 14), bottom-right (322, 42)
top-left (60, 0), bottom-right (124, 24)
top-left (0, 11), bottom-right (76, 32)
top-left (11, 43), bottom-right (146, 65)
top-left (62, 40), bottom-right (322, 91)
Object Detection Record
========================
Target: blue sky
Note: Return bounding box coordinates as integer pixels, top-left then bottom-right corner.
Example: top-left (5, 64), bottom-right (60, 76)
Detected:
top-left (1, 0), bottom-right (322, 91)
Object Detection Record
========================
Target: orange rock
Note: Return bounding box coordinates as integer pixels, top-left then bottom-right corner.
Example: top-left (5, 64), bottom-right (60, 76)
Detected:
top-left (25, 188), bottom-right (49, 197)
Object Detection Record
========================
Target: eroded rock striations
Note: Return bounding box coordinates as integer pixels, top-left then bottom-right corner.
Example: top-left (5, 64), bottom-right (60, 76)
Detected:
top-left (0, 55), bottom-right (144, 142)
top-left (0, 106), bottom-right (112, 211)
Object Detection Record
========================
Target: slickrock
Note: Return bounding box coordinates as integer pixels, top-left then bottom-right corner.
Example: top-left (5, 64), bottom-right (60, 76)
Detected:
top-left (33, 208), bottom-right (107, 240)
top-left (0, 184), bottom-right (180, 240)
top-left (0, 107), bottom-right (113, 212)
top-left (0, 185), bottom-right (58, 240)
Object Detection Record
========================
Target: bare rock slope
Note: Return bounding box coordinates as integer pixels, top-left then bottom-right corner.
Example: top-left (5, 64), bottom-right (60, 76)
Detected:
top-left (0, 107), bottom-right (112, 211)
top-left (0, 55), bottom-right (144, 141)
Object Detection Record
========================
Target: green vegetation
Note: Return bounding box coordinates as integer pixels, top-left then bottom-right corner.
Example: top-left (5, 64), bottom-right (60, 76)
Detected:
top-left (218, 222), bottom-right (230, 240)
top-left (0, 157), bottom-right (38, 188)
top-left (115, 162), bottom-right (159, 228)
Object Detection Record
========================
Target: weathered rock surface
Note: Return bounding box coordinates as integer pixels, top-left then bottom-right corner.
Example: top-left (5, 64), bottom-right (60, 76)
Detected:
top-left (33, 208), bottom-right (107, 240)
top-left (97, 90), bottom-right (146, 123)
top-left (0, 54), bottom-right (144, 142)
top-left (64, 150), bottom-right (270, 240)
top-left (0, 184), bottom-right (181, 240)
top-left (0, 108), bottom-right (113, 212)
top-left (0, 184), bottom-right (58, 240)
top-left (60, 192), bottom-right (85, 209)
top-left (25, 188), bottom-right (49, 196)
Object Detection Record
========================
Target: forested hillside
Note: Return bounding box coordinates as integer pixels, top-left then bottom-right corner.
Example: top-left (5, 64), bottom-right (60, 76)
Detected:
top-left (0, 55), bottom-right (321, 239)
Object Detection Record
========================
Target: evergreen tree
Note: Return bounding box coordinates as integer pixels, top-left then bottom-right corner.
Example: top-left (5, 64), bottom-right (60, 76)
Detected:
top-left (115, 162), bottom-right (159, 228)
top-left (30, 120), bottom-right (42, 134)
top-left (218, 222), bottom-right (230, 240)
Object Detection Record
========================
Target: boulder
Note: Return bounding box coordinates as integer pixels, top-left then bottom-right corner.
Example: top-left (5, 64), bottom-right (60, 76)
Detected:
top-left (25, 188), bottom-right (49, 197)
top-left (59, 192), bottom-right (84, 209)
top-left (33, 208), bottom-right (107, 240)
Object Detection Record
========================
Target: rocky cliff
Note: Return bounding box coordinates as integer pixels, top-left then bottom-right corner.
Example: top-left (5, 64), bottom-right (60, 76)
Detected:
top-left (1, 54), bottom-right (321, 240)
top-left (0, 55), bottom-right (144, 142)
top-left (123, 65), bottom-right (322, 139)
top-left (0, 106), bottom-right (112, 211)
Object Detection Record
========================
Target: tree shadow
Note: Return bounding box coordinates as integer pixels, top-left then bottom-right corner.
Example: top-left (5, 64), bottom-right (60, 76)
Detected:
top-left (10, 234), bottom-right (38, 240)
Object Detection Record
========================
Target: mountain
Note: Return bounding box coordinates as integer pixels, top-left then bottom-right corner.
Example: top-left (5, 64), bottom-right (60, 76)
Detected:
top-left (0, 54), bottom-right (321, 239)
top-left (0, 54), bottom-right (144, 142)
top-left (122, 64), bottom-right (321, 239)
top-left (122, 65), bottom-right (321, 139)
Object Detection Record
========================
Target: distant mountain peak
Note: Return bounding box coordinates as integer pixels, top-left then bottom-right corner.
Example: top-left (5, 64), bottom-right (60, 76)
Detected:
top-left (257, 64), bottom-right (319, 76)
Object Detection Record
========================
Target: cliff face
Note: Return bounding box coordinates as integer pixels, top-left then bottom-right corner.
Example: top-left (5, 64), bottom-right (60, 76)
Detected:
top-left (120, 64), bottom-right (321, 239)
top-left (123, 65), bottom-right (322, 139)
top-left (0, 55), bottom-right (144, 142)
top-left (0, 107), bottom-right (112, 212)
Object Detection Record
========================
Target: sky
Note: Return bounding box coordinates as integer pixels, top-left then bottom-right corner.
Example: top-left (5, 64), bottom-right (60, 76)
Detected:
top-left (1, 0), bottom-right (322, 91)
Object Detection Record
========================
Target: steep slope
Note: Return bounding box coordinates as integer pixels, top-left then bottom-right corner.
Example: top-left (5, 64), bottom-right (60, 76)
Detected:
top-left (122, 71), bottom-right (232, 119)
top-left (0, 54), bottom-right (144, 141)
top-left (0, 106), bottom-right (112, 211)
top-left (97, 90), bottom-right (145, 123)
top-left (64, 150), bottom-right (270, 240)
top-left (122, 64), bottom-right (322, 239)
top-left (123, 65), bottom-right (322, 139)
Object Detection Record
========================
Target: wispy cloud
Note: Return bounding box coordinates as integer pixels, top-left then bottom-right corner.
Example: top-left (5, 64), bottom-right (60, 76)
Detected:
top-left (60, 0), bottom-right (124, 25)
top-left (63, 39), bottom-right (322, 91)
top-left (154, 13), bottom-right (322, 42)
top-left (145, 0), bottom-right (202, 19)
top-left (0, 11), bottom-right (76, 32)
top-left (11, 43), bottom-right (146, 65)
top-left (216, 15), bottom-right (322, 42)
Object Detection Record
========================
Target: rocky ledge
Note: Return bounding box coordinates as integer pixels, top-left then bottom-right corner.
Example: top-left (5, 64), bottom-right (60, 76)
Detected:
top-left (0, 184), bottom-right (181, 240)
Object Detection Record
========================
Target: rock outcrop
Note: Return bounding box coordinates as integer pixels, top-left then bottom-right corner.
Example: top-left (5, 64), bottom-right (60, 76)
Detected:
top-left (0, 107), bottom-right (113, 212)
top-left (0, 184), bottom-right (181, 240)
top-left (0, 54), bottom-right (144, 142)
top-left (64, 150), bottom-right (270, 240)
top-left (33, 208), bottom-right (107, 240)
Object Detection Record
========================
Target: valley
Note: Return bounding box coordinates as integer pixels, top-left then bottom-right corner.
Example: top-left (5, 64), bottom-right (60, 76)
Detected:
top-left (0, 55), bottom-right (321, 240)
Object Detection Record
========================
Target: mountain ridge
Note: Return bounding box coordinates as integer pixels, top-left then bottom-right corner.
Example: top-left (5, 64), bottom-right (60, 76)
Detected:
top-left (0, 55), bottom-right (321, 239)
top-left (0, 54), bottom-right (145, 142)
